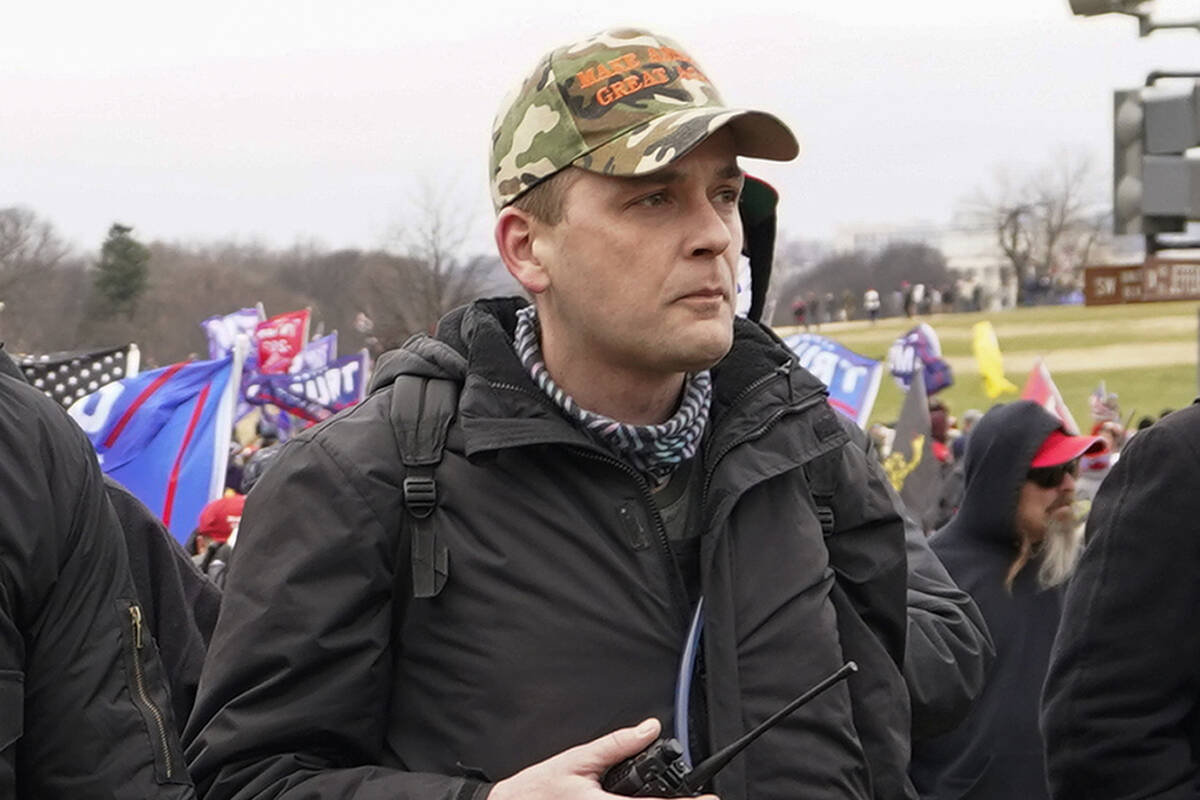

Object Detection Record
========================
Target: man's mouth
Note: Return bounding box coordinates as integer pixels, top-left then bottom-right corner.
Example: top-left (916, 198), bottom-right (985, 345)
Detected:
top-left (1049, 497), bottom-right (1075, 514)
top-left (679, 287), bottom-right (728, 301)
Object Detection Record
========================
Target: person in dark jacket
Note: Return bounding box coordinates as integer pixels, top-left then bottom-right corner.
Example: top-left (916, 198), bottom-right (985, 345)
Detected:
top-left (909, 401), bottom-right (1105, 800)
top-left (1041, 401), bottom-right (1200, 799)
top-left (105, 479), bottom-right (222, 733)
top-left (0, 359), bottom-right (196, 798)
top-left (903, 509), bottom-right (993, 744)
top-left (0, 344), bottom-right (221, 733)
top-left (185, 27), bottom-right (984, 800)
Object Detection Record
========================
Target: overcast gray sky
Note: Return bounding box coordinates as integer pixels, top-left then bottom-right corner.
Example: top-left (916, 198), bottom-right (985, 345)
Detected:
top-left (3, 0), bottom-right (1199, 255)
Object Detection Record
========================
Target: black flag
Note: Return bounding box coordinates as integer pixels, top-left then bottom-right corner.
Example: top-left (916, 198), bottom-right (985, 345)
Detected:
top-left (17, 344), bottom-right (140, 408)
top-left (885, 369), bottom-right (941, 531)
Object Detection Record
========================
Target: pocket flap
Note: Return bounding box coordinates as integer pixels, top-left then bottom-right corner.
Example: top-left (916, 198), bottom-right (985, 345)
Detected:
top-left (0, 670), bottom-right (24, 751)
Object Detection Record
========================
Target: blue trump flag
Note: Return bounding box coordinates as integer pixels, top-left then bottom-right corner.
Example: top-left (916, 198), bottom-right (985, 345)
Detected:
top-left (887, 323), bottom-right (954, 395)
top-left (244, 349), bottom-right (369, 424)
top-left (782, 333), bottom-right (883, 428)
top-left (68, 351), bottom-right (245, 542)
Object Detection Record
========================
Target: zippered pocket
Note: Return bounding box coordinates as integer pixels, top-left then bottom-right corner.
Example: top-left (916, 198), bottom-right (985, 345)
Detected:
top-left (116, 600), bottom-right (190, 785)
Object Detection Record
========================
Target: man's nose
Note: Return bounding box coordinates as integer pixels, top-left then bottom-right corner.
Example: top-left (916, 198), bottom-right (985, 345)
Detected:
top-left (686, 198), bottom-right (735, 258)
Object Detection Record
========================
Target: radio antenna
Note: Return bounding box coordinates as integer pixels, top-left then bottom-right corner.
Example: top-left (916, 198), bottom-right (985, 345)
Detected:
top-left (682, 661), bottom-right (857, 792)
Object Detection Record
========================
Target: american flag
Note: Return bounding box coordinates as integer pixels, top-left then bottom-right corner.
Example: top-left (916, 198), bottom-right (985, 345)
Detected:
top-left (17, 344), bottom-right (141, 408)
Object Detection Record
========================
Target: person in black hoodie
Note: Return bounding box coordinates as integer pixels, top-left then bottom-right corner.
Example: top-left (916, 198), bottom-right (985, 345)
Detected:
top-left (909, 400), bottom-right (1105, 799)
top-left (1042, 401), bottom-right (1200, 799)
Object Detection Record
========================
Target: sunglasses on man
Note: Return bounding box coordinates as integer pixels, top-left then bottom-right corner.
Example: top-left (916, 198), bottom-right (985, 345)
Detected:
top-left (1026, 459), bottom-right (1079, 489)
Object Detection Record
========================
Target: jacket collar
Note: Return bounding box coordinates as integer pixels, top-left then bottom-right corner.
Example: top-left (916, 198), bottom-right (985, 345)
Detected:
top-left (385, 298), bottom-right (830, 459)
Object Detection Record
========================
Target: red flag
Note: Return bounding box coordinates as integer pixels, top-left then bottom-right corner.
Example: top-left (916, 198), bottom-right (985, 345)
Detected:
top-left (1020, 359), bottom-right (1080, 434)
top-left (255, 309), bottom-right (310, 375)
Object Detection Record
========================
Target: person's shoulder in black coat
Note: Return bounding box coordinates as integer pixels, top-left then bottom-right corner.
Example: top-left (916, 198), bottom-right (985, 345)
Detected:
top-left (105, 477), bottom-right (222, 732)
top-left (0, 369), bottom-right (195, 798)
top-left (1042, 402), bottom-right (1200, 799)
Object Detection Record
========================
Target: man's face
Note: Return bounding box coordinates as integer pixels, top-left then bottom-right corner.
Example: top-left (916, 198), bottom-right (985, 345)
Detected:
top-left (1015, 459), bottom-right (1078, 544)
top-left (530, 130), bottom-right (745, 377)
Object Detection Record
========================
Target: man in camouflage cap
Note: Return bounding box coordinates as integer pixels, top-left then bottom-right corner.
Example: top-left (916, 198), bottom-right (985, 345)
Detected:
top-left (489, 28), bottom-right (797, 210)
top-left (186, 27), bottom-right (926, 800)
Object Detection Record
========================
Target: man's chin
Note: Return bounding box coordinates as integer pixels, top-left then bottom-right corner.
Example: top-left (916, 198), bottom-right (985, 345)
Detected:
top-left (1048, 503), bottom-right (1076, 526)
top-left (674, 333), bottom-right (733, 373)
top-left (1038, 511), bottom-right (1086, 588)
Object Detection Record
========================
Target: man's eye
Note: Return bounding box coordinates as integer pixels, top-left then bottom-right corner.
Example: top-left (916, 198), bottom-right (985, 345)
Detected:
top-left (715, 187), bottom-right (741, 204)
top-left (636, 192), bottom-right (669, 207)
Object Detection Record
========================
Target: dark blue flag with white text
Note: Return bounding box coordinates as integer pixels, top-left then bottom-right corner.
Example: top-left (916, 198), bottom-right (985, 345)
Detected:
top-left (245, 349), bottom-right (369, 424)
top-left (68, 352), bottom-right (245, 541)
top-left (782, 333), bottom-right (883, 428)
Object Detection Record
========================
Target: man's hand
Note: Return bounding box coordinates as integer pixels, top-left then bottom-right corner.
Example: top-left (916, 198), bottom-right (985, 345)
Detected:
top-left (487, 718), bottom-right (719, 800)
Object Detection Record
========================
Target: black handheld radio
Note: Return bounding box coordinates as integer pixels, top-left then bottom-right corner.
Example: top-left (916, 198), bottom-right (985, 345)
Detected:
top-left (601, 661), bottom-right (857, 797)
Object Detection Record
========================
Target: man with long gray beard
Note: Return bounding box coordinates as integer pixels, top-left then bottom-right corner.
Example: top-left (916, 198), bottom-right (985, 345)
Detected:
top-left (908, 400), bottom-right (1104, 800)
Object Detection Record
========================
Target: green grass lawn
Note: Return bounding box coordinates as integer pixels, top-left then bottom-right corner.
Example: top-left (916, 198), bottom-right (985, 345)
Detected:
top-left (868, 364), bottom-right (1195, 429)
top-left (774, 301), bottom-right (1200, 429)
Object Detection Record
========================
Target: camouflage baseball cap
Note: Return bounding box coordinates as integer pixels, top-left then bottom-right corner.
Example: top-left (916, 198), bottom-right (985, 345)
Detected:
top-left (490, 27), bottom-right (799, 212)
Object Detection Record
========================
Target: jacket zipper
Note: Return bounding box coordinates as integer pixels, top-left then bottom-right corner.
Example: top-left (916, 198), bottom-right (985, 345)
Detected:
top-left (127, 603), bottom-right (174, 780)
top-left (570, 447), bottom-right (693, 628)
top-left (699, 370), bottom-right (828, 515)
top-left (489, 374), bottom-right (828, 620)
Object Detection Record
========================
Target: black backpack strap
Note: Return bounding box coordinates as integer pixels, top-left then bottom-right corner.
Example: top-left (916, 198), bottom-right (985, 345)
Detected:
top-left (389, 374), bottom-right (459, 598)
top-left (804, 446), bottom-right (840, 537)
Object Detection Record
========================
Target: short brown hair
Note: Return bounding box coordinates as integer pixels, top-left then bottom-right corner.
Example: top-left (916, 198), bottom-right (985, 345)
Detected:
top-left (509, 168), bottom-right (580, 225)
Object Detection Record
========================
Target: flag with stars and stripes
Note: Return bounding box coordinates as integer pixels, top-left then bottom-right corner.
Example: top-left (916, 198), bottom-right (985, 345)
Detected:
top-left (17, 344), bottom-right (141, 408)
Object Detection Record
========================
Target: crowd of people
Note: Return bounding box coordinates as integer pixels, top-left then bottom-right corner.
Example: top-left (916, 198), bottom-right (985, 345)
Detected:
top-left (2, 25), bottom-right (1195, 800)
top-left (791, 281), bottom-right (992, 331)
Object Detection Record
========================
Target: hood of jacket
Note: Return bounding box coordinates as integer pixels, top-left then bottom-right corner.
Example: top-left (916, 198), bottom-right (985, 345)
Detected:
top-left (938, 399), bottom-right (1063, 548)
top-left (0, 345), bottom-right (27, 383)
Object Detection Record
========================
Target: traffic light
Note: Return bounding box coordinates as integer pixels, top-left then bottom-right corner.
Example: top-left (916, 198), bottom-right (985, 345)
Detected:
top-left (1113, 80), bottom-right (1200, 235)
top-left (1068, 0), bottom-right (1200, 37)
top-left (1069, 0), bottom-right (1138, 15)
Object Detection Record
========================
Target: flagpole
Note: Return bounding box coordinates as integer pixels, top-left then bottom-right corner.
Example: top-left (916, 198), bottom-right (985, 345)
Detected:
top-left (208, 336), bottom-right (247, 503)
top-left (126, 343), bottom-right (141, 378)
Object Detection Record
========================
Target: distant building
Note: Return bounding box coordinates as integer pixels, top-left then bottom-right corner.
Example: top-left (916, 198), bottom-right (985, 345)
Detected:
top-left (834, 222), bottom-right (1013, 309)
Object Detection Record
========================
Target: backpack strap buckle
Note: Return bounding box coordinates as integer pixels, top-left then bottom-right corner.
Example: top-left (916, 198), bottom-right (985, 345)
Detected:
top-left (815, 504), bottom-right (836, 537)
top-left (403, 475), bottom-right (437, 519)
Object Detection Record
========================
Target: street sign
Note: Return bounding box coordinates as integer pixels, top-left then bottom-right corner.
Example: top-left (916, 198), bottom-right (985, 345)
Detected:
top-left (1084, 258), bottom-right (1200, 305)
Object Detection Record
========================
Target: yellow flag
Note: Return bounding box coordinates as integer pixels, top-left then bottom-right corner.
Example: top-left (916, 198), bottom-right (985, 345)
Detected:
top-left (972, 321), bottom-right (1018, 399)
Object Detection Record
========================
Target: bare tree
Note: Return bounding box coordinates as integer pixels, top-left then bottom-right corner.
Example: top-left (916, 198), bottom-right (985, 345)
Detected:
top-left (2, 197), bottom-right (510, 363)
top-left (0, 207), bottom-right (81, 351)
top-left (0, 207), bottom-right (71, 298)
top-left (369, 183), bottom-right (509, 346)
top-left (965, 150), bottom-right (1108, 304)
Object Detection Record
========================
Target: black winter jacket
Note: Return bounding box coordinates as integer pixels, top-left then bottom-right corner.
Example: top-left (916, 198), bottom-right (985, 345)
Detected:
top-left (0, 371), bottom-right (195, 798)
top-left (185, 300), bottom-right (970, 800)
top-left (902, 500), bottom-right (992, 744)
top-left (0, 344), bottom-right (220, 735)
top-left (105, 478), bottom-right (222, 732)
top-left (1042, 402), bottom-right (1200, 800)
top-left (910, 400), bottom-right (1063, 800)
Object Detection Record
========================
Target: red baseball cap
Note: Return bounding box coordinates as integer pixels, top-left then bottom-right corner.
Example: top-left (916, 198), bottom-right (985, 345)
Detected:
top-left (196, 494), bottom-right (246, 542)
top-left (1031, 429), bottom-right (1107, 468)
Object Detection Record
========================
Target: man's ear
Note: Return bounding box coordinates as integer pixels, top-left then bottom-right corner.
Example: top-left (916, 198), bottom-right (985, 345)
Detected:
top-left (495, 207), bottom-right (551, 295)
